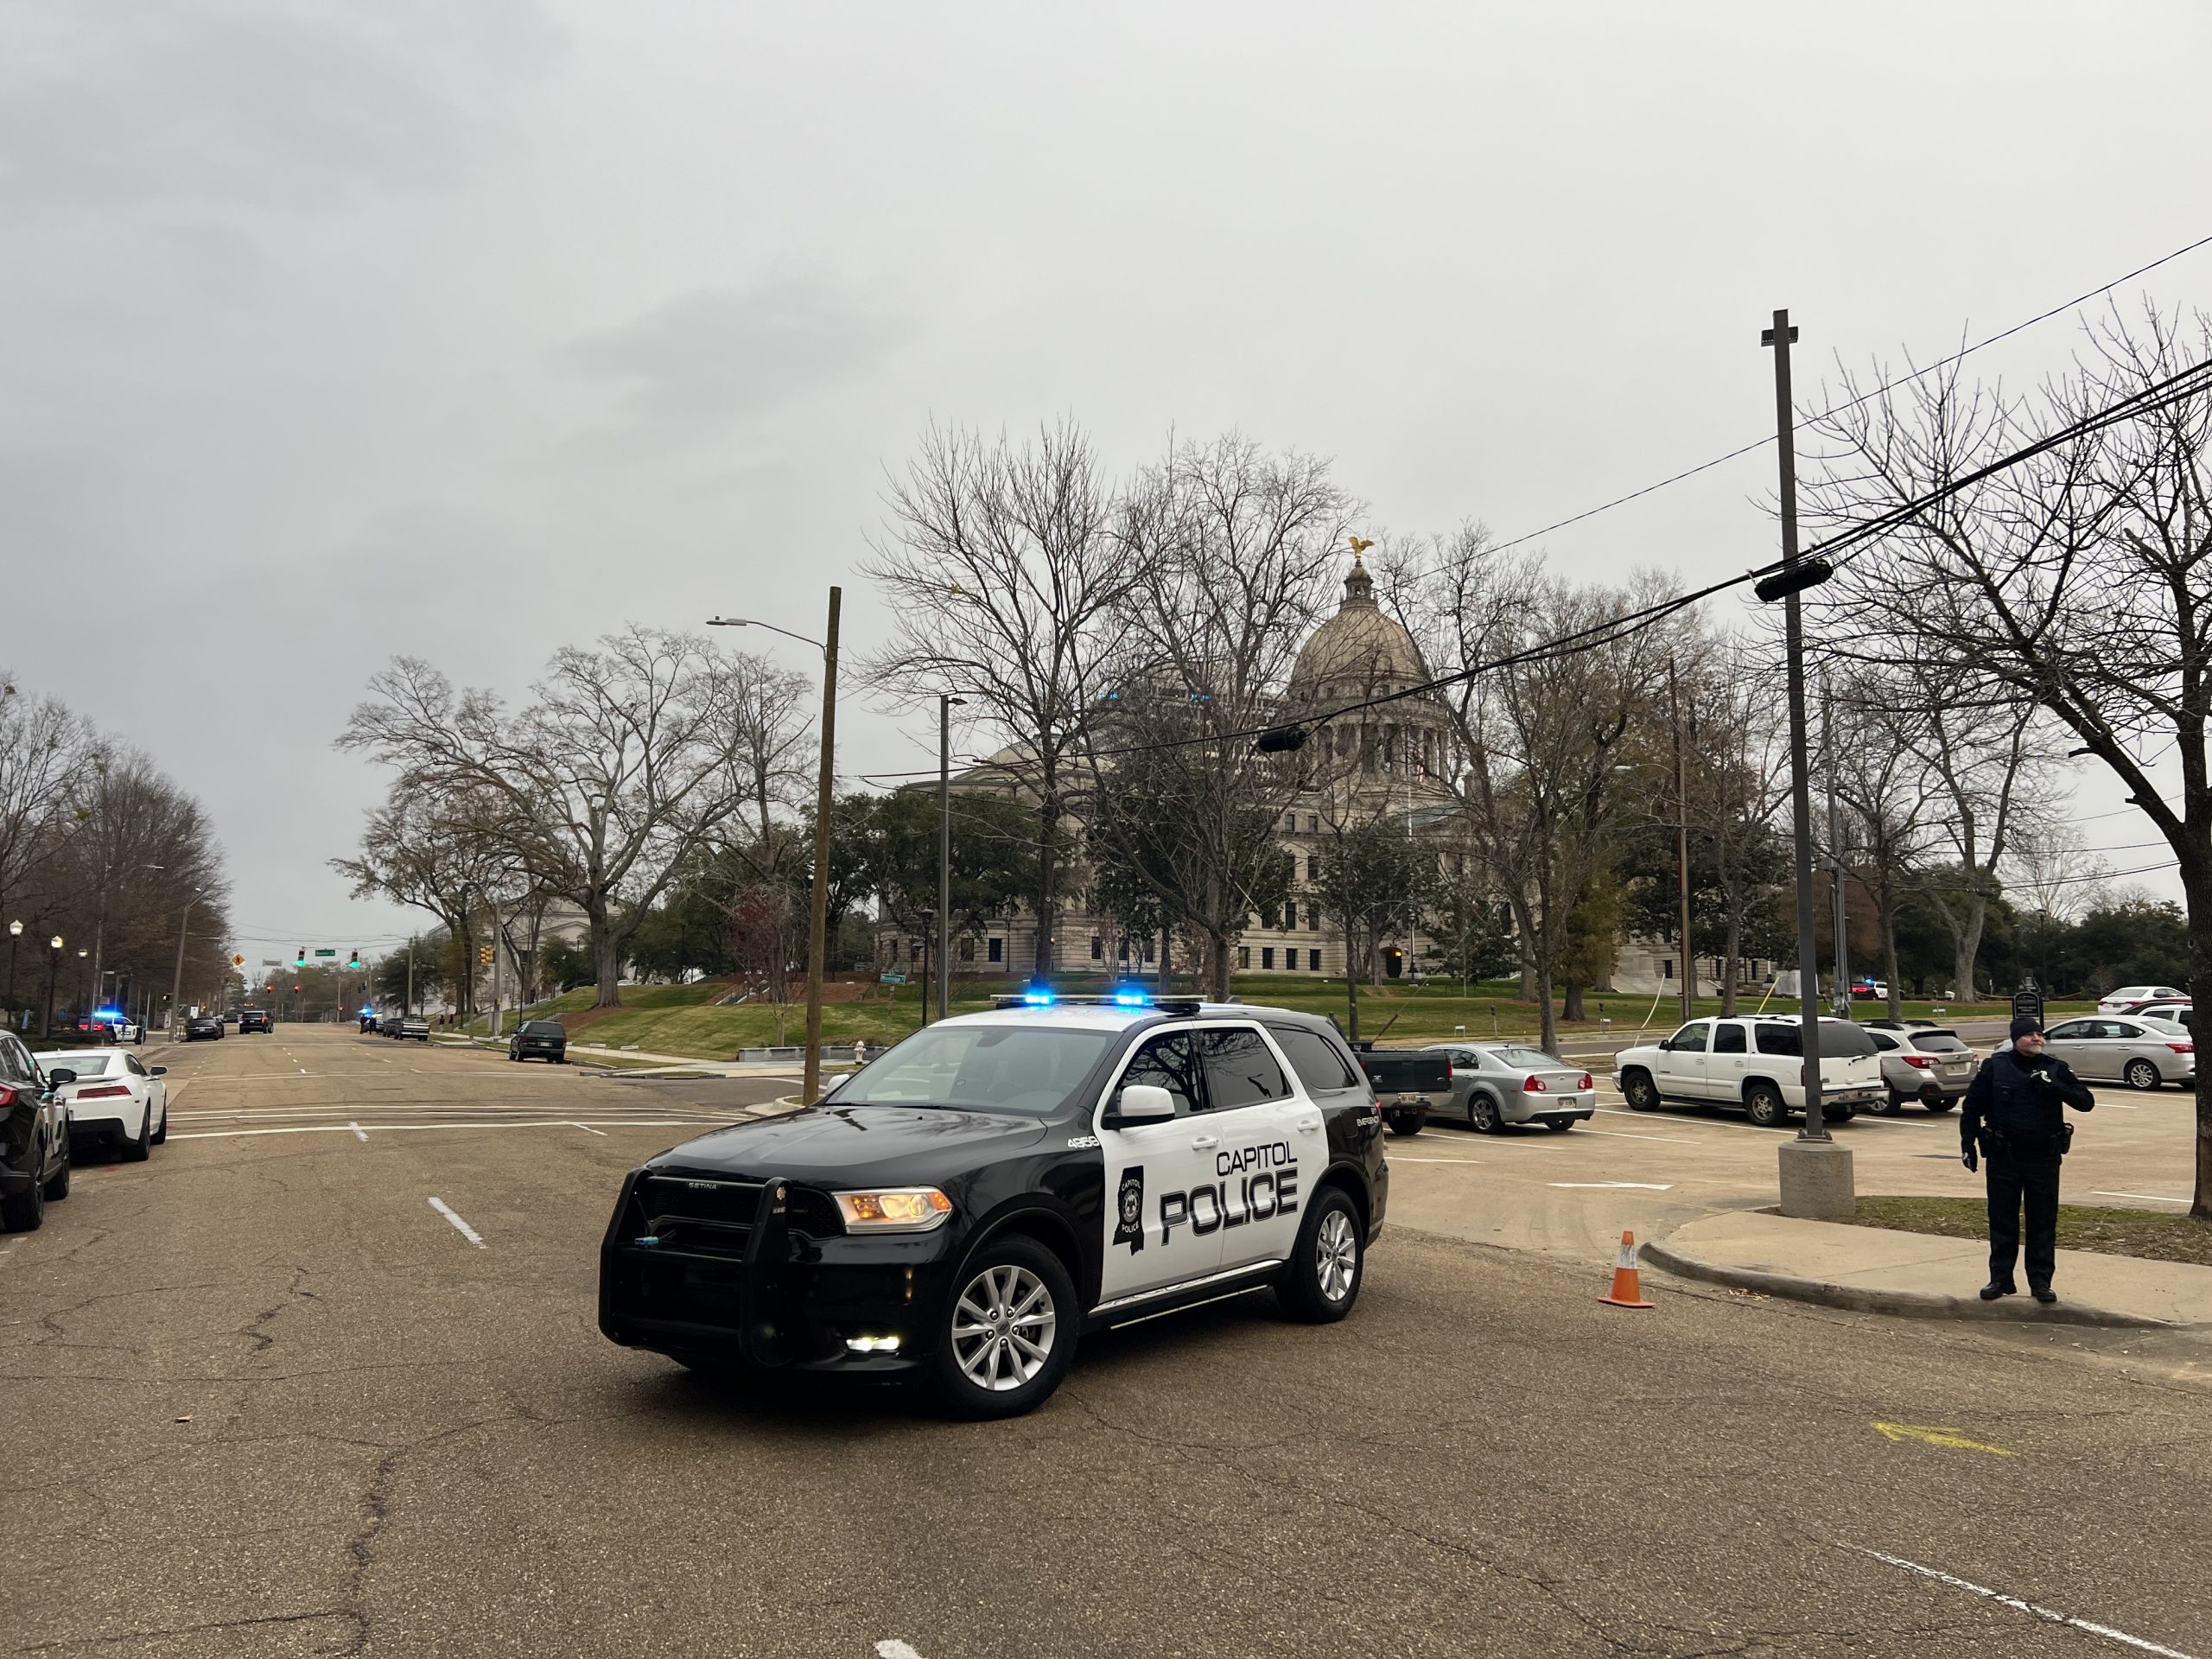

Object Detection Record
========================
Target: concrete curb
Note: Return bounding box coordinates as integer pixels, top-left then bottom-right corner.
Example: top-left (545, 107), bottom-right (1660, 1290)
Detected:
top-left (1641, 1237), bottom-right (2180, 1331)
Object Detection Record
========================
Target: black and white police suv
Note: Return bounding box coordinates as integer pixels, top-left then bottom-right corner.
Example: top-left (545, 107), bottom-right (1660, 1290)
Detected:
top-left (598, 992), bottom-right (1389, 1418)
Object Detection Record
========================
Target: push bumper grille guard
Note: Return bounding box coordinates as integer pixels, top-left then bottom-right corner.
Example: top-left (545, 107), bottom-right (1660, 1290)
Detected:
top-left (603, 1172), bottom-right (802, 1369)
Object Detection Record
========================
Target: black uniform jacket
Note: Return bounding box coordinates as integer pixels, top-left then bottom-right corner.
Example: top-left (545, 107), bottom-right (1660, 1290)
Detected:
top-left (1960, 1048), bottom-right (2094, 1158)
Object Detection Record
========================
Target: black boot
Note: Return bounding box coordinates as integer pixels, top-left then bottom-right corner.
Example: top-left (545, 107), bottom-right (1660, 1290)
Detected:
top-left (1980, 1281), bottom-right (2017, 1300)
top-left (2031, 1284), bottom-right (2056, 1304)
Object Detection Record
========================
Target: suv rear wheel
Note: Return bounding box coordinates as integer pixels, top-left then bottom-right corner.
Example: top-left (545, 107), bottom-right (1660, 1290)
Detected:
top-left (1744, 1082), bottom-right (1788, 1128)
top-left (931, 1236), bottom-right (1076, 1420)
top-left (1278, 1186), bottom-right (1363, 1324)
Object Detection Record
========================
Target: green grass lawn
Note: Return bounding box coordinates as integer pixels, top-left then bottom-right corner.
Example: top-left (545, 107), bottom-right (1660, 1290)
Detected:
top-left (465, 972), bottom-right (2075, 1059)
top-left (1853, 1196), bottom-right (2212, 1267)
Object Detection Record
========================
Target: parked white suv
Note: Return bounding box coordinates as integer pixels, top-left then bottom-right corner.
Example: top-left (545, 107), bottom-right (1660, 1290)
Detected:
top-left (1613, 1016), bottom-right (1885, 1128)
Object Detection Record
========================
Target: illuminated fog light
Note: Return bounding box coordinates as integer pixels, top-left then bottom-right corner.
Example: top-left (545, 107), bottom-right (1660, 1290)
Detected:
top-left (845, 1335), bottom-right (902, 1354)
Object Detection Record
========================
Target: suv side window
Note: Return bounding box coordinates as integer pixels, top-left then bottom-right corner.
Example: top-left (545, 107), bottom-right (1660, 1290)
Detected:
top-left (1712, 1023), bottom-right (1746, 1054)
top-left (1668, 1022), bottom-right (1708, 1053)
top-left (1268, 1026), bottom-right (1359, 1094)
top-left (1868, 1031), bottom-right (1898, 1052)
top-left (1198, 1027), bottom-right (1290, 1109)
top-left (1114, 1031), bottom-right (1203, 1118)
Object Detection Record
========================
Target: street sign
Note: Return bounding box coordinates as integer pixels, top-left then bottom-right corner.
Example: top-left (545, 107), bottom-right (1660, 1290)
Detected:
top-left (2012, 976), bottom-right (2044, 1032)
top-left (315, 948), bottom-right (337, 958)
top-left (879, 972), bottom-right (907, 985)
top-left (231, 954), bottom-right (245, 966)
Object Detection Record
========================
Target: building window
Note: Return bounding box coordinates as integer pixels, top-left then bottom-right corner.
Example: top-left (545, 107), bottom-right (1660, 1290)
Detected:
top-left (1090, 935), bottom-right (1103, 961)
top-left (1142, 938), bottom-right (1155, 963)
top-left (1661, 958), bottom-right (1675, 981)
top-left (1262, 947), bottom-right (1274, 969)
top-left (1306, 814), bottom-right (1319, 832)
top-left (1306, 904), bottom-right (1319, 932)
top-left (1117, 939), bottom-right (1130, 962)
top-left (1238, 945), bottom-right (1250, 969)
top-left (1305, 854), bottom-right (1318, 881)
top-left (1284, 811), bottom-right (1296, 831)
top-left (960, 937), bottom-right (975, 961)
top-left (988, 938), bottom-right (1002, 963)
top-left (1309, 949), bottom-right (1323, 971)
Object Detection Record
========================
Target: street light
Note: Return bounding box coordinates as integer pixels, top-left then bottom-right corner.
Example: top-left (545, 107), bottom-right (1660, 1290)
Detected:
top-left (709, 588), bottom-right (842, 1103)
top-left (167, 889), bottom-right (207, 1041)
top-left (938, 694), bottom-right (967, 1025)
top-left (5, 919), bottom-right (20, 1025)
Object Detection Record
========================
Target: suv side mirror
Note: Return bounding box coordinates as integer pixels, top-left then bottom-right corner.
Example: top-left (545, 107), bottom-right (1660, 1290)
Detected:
top-left (1655, 1038), bottom-right (1672, 1052)
top-left (1113, 1084), bottom-right (1177, 1122)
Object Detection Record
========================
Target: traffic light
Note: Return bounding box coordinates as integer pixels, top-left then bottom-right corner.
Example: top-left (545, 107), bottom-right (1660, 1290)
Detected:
top-left (295, 948), bottom-right (306, 967)
top-left (347, 950), bottom-right (360, 969)
top-left (292, 983), bottom-right (302, 993)
top-left (479, 944), bottom-right (494, 967)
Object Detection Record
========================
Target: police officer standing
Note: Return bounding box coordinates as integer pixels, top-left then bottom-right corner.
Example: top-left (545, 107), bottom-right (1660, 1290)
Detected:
top-left (1960, 1016), bottom-right (2094, 1303)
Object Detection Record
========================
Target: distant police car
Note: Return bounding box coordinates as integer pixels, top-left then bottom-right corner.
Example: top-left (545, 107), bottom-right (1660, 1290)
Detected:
top-left (599, 993), bottom-right (1389, 1418)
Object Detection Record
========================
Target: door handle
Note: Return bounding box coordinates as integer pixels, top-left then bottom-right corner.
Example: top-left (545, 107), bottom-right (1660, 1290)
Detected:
top-left (1299, 1121), bottom-right (1321, 1135)
top-left (1191, 1135), bottom-right (1219, 1149)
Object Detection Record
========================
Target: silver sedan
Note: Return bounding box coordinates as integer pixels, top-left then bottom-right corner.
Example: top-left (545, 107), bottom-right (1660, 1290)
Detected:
top-left (1420, 1043), bottom-right (1596, 1133)
top-left (2039, 1015), bottom-right (2196, 1090)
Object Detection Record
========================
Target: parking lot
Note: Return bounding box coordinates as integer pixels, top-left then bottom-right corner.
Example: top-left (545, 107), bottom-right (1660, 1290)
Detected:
top-left (6, 1026), bottom-right (2209, 1657)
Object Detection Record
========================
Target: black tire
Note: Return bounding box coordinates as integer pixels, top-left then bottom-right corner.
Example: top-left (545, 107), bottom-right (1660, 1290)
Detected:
top-left (1541, 1117), bottom-right (1575, 1133)
top-left (2124, 1058), bottom-right (2161, 1091)
top-left (150, 1100), bottom-right (167, 1146)
top-left (1467, 1092), bottom-right (1502, 1134)
top-left (1277, 1185), bottom-right (1363, 1324)
top-left (3, 1149), bottom-right (48, 1232)
top-left (1622, 1070), bottom-right (1660, 1112)
top-left (1925, 1098), bottom-right (1957, 1114)
top-left (42, 1137), bottom-right (70, 1200)
top-left (1871, 1091), bottom-right (1906, 1117)
top-left (1744, 1083), bottom-right (1788, 1128)
top-left (1384, 1109), bottom-right (1424, 1138)
top-left (929, 1235), bottom-right (1077, 1420)
top-left (122, 1109), bottom-right (152, 1163)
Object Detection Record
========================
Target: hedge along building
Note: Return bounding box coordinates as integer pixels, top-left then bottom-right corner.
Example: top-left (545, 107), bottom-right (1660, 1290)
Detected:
top-left (874, 554), bottom-right (1470, 985)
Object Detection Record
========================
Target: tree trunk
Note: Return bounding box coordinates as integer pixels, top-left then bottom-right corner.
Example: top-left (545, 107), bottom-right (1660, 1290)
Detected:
top-left (1033, 791), bottom-right (1060, 982)
top-left (1157, 927), bottom-right (1172, 992)
top-left (590, 908), bottom-right (623, 1008)
top-left (1880, 880), bottom-right (1904, 1024)
top-left (1205, 929), bottom-right (1232, 1001)
top-left (1344, 917), bottom-right (1360, 1043)
top-left (2185, 857), bottom-right (2212, 1221)
top-left (1533, 866), bottom-right (1559, 1057)
top-left (1720, 909), bottom-right (1743, 1017)
top-left (1563, 980), bottom-right (1585, 1023)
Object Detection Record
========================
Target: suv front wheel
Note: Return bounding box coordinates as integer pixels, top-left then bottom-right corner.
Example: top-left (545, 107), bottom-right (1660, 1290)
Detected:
top-left (1622, 1070), bottom-right (1659, 1112)
top-left (930, 1236), bottom-right (1077, 1420)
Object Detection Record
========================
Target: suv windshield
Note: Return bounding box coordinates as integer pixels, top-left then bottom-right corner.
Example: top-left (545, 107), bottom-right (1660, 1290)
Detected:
top-left (837, 1024), bottom-right (1117, 1115)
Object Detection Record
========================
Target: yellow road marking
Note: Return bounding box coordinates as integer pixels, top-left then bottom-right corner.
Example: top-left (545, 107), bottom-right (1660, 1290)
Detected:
top-left (1872, 1421), bottom-right (2016, 1456)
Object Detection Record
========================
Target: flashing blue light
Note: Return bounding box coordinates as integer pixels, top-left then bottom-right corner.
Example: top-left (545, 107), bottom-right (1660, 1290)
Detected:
top-left (1111, 988), bottom-right (1152, 1007)
top-left (93, 1007), bottom-right (123, 1020)
top-left (1021, 988), bottom-right (1056, 1007)
top-left (360, 1007), bottom-right (375, 1016)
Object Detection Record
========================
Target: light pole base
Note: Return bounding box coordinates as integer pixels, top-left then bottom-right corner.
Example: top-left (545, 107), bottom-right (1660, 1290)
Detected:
top-left (1777, 1136), bottom-right (1856, 1220)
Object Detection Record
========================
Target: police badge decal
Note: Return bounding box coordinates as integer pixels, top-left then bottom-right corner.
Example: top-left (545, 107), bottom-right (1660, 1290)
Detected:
top-left (1113, 1166), bottom-right (1144, 1252)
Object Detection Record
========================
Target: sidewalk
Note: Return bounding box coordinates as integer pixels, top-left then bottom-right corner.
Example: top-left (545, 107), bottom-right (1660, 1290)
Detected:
top-left (443, 1036), bottom-right (842, 1078)
top-left (1645, 1209), bottom-right (2212, 1329)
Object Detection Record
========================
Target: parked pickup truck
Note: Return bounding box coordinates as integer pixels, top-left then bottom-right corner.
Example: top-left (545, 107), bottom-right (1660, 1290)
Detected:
top-left (1351, 1045), bottom-right (1452, 1137)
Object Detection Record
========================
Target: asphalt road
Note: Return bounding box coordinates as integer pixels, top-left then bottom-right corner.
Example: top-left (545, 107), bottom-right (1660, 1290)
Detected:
top-left (5, 1027), bottom-right (2209, 1658)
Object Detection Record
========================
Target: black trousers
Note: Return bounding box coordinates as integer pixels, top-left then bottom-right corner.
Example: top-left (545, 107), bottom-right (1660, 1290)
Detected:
top-left (1986, 1150), bottom-right (2063, 1289)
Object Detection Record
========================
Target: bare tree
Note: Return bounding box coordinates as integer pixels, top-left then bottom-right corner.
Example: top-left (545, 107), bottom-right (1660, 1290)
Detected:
top-left (0, 680), bottom-right (89, 940)
top-left (861, 421), bottom-right (1135, 980)
top-left (1801, 302), bottom-right (2212, 1217)
top-left (1827, 676), bottom-right (1936, 1021)
top-left (339, 626), bottom-right (761, 1007)
top-left (1084, 434), bottom-right (1356, 997)
top-left (1686, 641), bottom-right (1793, 1014)
top-left (333, 783), bottom-right (512, 1018)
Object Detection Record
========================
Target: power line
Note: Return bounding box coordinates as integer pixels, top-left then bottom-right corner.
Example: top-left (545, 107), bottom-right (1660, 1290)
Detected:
top-left (1479, 228), bottom-right (2212, 560)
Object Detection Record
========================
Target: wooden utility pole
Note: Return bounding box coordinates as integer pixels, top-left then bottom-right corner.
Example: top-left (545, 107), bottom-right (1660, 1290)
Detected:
top-left (1669, 659), bottom-right (1694, 1023)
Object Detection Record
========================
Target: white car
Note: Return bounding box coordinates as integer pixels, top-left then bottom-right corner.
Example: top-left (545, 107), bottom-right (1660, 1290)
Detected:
top-left (46, 1048), bottom-right (169, 1161)
top-left (2097, 984), bottom-right (2186, 1014)
top-left (1612, 1016), bottom-right (1885, 1128)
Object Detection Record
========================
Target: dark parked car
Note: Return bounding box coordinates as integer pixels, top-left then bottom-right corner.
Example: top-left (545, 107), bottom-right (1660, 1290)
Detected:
top-left (183, 1014), bottom-right (224, 1041)
top-left (238, 1008), bottom-right (272, 1033)
top-left (2, 1033), bottom-right (73, 1231)
top-left (509, 1020), bottom-right (567, 1063)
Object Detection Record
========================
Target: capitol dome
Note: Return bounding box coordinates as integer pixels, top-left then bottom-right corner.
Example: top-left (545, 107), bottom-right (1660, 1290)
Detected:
top-left (1288, 556), bottom-right (1431, 701)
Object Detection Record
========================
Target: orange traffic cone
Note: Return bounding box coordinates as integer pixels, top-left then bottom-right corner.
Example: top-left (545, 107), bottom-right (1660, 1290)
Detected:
top-left (1599, 1230), bottom-right (1655, 1309)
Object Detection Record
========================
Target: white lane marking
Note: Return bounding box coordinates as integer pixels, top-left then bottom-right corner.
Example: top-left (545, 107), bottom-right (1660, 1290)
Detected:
top-left (1575, 1127), bottom-right (1707, 1145)
top-left (350, 1122), bottom-right (368, 1142)
top-left (571, 1122), bottom-right (609, 1136)
top-left (1850, 1546), bottom-right (2199, 1657)
top-left (876, 1643), bottom-right (925, 1659)
top-left (2092, 1191), bottom-right (2191, 1205)
top-left (169, 1118), bottom-right (734, 1141)
top-left (428, 1197), bottom-right (486, 1248)
top-left (1387, 1155), bottom-right (1484, 1164)
top-left (1549, 1181), bottom-right (1675, 1190)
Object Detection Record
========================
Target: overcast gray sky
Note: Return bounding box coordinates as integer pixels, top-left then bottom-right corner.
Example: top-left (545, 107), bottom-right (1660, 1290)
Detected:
top-left (4, 2), bottom-right (2206, 965)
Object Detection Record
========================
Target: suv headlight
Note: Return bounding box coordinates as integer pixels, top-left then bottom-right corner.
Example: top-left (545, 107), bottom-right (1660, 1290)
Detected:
top-left (834, 1187), bottom-right (954, 1232)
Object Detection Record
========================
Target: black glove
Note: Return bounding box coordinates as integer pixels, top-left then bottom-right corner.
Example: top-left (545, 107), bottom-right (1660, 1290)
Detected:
top-left (1961, 1146), bottom-right (1978, 1173)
